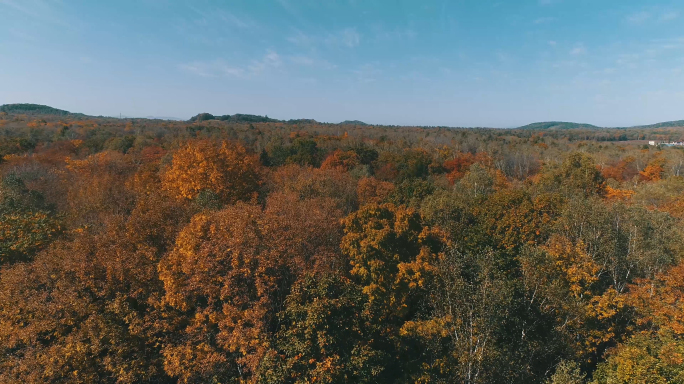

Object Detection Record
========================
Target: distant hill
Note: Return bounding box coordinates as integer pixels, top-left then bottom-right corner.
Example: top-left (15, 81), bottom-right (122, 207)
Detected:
top-left (188, 113), bottom-right (322, 125)
top-left (517, 121), bottom-right (600, 130)
top-left (0, 103), bottom-right (83, 116)
top-left (627, 120), bottom-right (684, 129)
top-left (144, 116), bottom-right (184, 121)
top-left (2, 104), bottom-right (683, 131)
top-left (188, 113), bottom-right (280, 123)
top-left (340, 120), bottom-right (368, 126)
top-left (518, 120), bottom-right (684, 130)
top-left (286, 119), bottom-right (318, 124)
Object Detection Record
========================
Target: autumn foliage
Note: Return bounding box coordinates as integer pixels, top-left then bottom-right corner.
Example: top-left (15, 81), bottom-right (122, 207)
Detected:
top-left (601, 156), bottom-right (638, 182)
top-left (320, 149), bottom-right (360, 171)
top-left (162, 140), bottom-right (261, 203)
top-left (639, 158), bottom-right (665, 182)
top-left (443, 152), bottom-right (492, 183)
top-left (0, 112), bottom-right (683, 383)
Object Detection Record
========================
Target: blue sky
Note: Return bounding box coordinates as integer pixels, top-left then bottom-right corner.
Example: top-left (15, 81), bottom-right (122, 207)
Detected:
top-left (1, 0), bottom-right (683, 127)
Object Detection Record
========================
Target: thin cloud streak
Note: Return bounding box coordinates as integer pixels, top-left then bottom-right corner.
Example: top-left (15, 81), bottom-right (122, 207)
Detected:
top-left (534, 17), bottom-right (556, 24)
top-left (660, 11), bottom-right (679, 22)
top-left (179, 60), bottom-right (245, 78)
top-left (187, 5), bottom-right (260, 31)
top-left (287, 27), bottom-right (361, 49)
top-left (325, 28), bottom-right (361, 48)
top-left (570, 44), bottom-right (587, 55)
top-left (625, 11), bottom-right (651, 25)
top-left (0, 0), bottom-right (69, 27)
top-left (179, 51), bottom-right (287, 79)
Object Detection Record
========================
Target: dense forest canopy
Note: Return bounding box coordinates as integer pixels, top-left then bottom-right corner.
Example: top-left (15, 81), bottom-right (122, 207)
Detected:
top-left (1, 105), bottom-right (684, 383)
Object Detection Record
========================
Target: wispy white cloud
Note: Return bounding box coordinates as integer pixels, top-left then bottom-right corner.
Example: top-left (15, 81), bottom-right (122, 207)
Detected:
top-left (625, 11), bottom-right (651, 25)
top-left (275, 0), bottom-right (297, 15)
top-left (188, 5), bottom-right (259, 31)
top-left (548, 40), bottom-right (557, 46)
top-left (660, 11), bottom-right (679, 22)
top-left (352, 63), bottom-right (381, 83)
top-left (562, 37), bottom-right (684, 80)
top-left (275, 0), bottom-right (307, 25)
top-left (289, 25), bottom-right (414, 50)
top-left (6, 27), bottom-right (38, 42)
top-left (534, 17), bottom-right (556, 24)
top-left (288, 55), bottom-right (336, 70)
top-left (616, 53), bottom-right (640, 67)
top-left (623, 9), bottom-right (679, 25)
top-left (179, 51), bottom-right (282, 79)
top-left (496, 51), bottom-right (514, 64)
top-left (326, 28), bottom-right (361, 48)
top-left (216, 10), bottom-right (255, 29)
top-left (592, 67), bottom-right (616, 76)
top-left (0, 0), bottom-right (69, 27)
top-left (248, 50), bottom-right (282, 74)
top-left (549, 60), bottom-right (589, 70)
top-left (570, 44), bottom-right (587, 55)
top-left (287, 29), bottom-right (315, 46)
top-left (653, 37), bottom-right (684, 52)
top-left (289, 56), bottom-right (314, 66)
top-left (288, 27), bottom-right (361, 49)
top-left (179, 60), bottom-right (245, 78)
top-left (370, 25), bottom-right (417, 43)
top-left (175, 6), bottom-right (264, 48)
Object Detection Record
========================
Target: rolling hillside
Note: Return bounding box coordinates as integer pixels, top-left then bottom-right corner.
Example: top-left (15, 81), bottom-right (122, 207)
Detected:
top-left (0, 103), bottom-right (79, 116)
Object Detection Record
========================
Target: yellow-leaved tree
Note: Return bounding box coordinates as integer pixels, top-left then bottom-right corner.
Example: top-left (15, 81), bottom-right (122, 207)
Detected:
top-left (341, 203), bottom-right (443, 322)
top-left (162, 140), bottom-right (261, 204)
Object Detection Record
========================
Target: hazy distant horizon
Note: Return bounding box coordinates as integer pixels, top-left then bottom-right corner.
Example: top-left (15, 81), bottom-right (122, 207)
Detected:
top-left (5, 100), bottom-right (684, 130)
top-left (2, 0), bottom-right (684, 128)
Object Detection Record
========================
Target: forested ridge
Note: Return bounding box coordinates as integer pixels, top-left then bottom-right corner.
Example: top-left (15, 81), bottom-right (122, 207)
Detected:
top-left (1, 108), bottom-right (684, 383)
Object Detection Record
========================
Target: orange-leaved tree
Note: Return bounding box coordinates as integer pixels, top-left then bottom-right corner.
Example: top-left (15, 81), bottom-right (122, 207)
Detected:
top-left (593, 261), bottom-right (684, 383)
top-left (629, 262), bottom-right (684, 336)
top-left (443, 152), bottom-right (492, 183)
top-left (639, 158), bottom-right (665, 182)
top-left (605, 186), bottom-right (635, 201)
top-left (357, 177), bottom-right (395, 206)
top-left (601, 156), bottom-right (637, 182)
top-left (64, 151), bottom-right (137, 226)
top-left (0, 217), bottom-right (168, 383)
top-left (158, 193), bottom-right (344, 383)
top-left (320, 149), bottom-right (360, 171)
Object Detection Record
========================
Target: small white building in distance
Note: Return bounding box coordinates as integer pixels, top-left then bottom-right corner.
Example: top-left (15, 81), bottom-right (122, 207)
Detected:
top-left (649, 141), bottom-right (684, 147)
